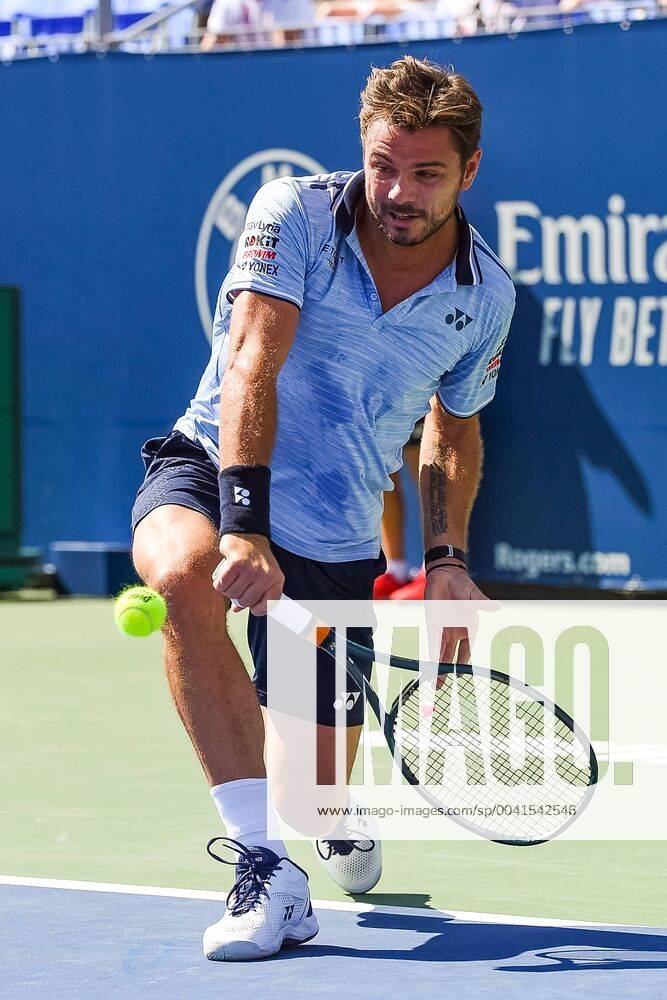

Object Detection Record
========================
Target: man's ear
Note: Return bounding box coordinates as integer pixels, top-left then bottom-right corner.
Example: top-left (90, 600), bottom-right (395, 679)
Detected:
top-left (461, 148), bottom-right (482, 192)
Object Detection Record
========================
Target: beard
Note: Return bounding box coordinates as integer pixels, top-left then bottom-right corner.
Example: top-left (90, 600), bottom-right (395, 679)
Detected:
top-left (369, 189), bottom-right (460, 247)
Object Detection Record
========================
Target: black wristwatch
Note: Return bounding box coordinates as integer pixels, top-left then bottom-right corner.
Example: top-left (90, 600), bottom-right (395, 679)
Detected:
top-left (424, 544), bottom-right (467, 567)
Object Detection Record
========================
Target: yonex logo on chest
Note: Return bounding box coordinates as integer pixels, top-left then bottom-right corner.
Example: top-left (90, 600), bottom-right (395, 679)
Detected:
top-left (445, 308), bottom-right (474, 331)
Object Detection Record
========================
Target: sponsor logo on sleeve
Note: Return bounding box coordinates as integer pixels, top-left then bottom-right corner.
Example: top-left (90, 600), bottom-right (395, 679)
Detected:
top-left (238, 260), bottom-right (280, 276)
top-left (481, 335), bottom-right (507, 386)
top-left (241, 230), bottom-right (281, 263)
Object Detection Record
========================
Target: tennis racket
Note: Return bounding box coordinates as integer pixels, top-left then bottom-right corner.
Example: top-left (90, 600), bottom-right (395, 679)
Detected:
top-left (267, 596), bottom-right (598, 846)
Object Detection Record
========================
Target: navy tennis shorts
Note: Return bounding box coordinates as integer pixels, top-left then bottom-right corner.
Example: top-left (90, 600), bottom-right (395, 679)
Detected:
top-left (131, 430), bottom-right (385, 727)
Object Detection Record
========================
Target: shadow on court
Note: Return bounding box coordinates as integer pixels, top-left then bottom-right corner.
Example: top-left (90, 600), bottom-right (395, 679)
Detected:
top-left (349, 891), bottom-right (435, 909)
top-left (3, 883), bottom-right (667, 1000)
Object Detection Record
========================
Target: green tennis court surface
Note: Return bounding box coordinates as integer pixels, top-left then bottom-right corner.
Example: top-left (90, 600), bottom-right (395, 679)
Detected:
top-left (1, 596), bottom-right (666, 928)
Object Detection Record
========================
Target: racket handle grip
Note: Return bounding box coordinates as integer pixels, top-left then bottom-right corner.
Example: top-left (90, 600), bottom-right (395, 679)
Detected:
top-left (244, 594), bottom-right (328, 644)
top-left (268, 595), bottom-right (318, 636)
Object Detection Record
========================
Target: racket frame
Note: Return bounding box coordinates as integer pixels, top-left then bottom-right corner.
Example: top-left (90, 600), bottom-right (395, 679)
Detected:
top-left (319, 630), bottom-right (598, 846)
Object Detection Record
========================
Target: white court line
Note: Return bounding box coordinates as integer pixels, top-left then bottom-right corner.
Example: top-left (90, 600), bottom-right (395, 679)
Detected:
top-left (1, 874), bottom-right (660, 932)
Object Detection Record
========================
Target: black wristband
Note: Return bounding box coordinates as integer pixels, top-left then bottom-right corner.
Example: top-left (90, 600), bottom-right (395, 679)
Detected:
top-left (218, 465), bottom-right (271, 539)
top-left (424, 544), bottom-right (467, 567)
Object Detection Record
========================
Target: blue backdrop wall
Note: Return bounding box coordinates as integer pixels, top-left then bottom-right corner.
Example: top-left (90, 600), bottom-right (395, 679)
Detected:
top-left (1, 20), bottom-right (665, 587)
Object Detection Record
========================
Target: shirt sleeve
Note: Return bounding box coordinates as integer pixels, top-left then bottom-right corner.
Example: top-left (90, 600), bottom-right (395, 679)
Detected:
top-left (224, 178), bottom-right (309, 310)
top-left (437, 299), bottom-right (514, 418)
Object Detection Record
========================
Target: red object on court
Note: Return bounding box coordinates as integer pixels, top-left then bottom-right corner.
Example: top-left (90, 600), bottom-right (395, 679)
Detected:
top-left (372, 571), bottom-right (407, 599)
top-left (388, 569), bottom-right (426, 600)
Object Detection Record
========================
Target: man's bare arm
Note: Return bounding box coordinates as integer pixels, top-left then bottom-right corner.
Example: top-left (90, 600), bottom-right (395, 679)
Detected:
top-left (419, 395), bottom-right (488, 664)
top-left (419, 395), bottom-right (483, 553)
top-left (212, 290), bottom-right (300, 614)
top-left (218, 290), bottom-right (300, 468)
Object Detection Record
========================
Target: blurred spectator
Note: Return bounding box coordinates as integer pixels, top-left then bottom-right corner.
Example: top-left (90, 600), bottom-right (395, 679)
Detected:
top-left (315, 0), bottom-right (364, 42)
top-left (364, 0), bottom-right (446, 40)
top-left (432, 0), bottom-right (477, 33)
top-left (317, 0), bottom-right (480, 42)
top-left (4, 0), bottom-right (661, 55)
top-left (318, 0), bottom-right (437, 28)
top-left (202, 0), bottom-right (315, 48)
top-left (558, 0), bottom-right (664, 16)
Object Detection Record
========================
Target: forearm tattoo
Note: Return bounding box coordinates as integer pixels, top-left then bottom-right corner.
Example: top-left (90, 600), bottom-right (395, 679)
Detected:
top-left (428, 465), bottom-right (448, 537)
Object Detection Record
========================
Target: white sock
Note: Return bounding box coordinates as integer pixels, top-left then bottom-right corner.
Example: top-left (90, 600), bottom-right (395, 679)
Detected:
top-left (387, 559), bottom-right (409, 582)
top-left (210, 778), bottom-right (287, 858)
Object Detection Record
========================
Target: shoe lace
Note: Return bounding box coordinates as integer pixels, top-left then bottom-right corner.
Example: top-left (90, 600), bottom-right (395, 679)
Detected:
top-left (207, 837), bottom-right (281, 916)
top-left (316, 838), bottom-right (375, 861)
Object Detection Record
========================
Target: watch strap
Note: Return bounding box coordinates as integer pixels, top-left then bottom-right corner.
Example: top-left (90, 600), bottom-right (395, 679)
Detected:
top-left (424, 544), bottom-right (467, 567)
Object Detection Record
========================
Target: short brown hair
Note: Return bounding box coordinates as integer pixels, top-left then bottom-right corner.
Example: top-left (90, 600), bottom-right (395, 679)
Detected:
top-left (359, 56), bottom-right (483, 164)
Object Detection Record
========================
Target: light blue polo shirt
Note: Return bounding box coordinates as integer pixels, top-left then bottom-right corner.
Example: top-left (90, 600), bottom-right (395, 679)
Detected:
top-left (174, 170), bottom-right (515, 561)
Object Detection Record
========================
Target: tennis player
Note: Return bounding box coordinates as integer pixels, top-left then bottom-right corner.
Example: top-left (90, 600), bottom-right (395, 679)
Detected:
top-left (131, 55), bottom-right (515, 961)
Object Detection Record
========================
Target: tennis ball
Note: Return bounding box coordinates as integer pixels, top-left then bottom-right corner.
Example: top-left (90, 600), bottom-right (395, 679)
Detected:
top-left (114, 586), bottom-right (167, 637)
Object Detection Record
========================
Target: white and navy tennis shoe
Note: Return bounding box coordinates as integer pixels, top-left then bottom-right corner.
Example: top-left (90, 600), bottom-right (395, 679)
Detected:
top-left (315, 811), bottom-right (382, 894)
top-left (203, 838), bottom-right (319, 961)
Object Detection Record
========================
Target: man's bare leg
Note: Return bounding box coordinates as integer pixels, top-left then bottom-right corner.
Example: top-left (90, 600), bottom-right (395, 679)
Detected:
top-left (133, 505), bottom-right (320, 959)
top-left (264, 704), bottom-right (365, 838)
top-left (265, 711), bottom-right (381, 892)
top-left (132, 504), bottom-right (265, 785)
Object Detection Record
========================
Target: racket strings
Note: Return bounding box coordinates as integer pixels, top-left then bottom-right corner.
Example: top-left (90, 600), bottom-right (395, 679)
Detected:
top-left (393, 672), bottom-right (594, 842)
